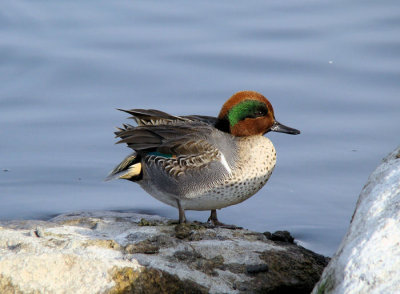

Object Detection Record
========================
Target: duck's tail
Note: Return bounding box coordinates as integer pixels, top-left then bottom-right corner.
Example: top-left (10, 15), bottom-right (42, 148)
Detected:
top-left (105, 153), bottom-right (142, 181)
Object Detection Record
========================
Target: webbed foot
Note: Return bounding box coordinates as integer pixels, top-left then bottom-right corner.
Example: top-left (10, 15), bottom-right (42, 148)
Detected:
top-left (207, 209), bottom-right (242, 230)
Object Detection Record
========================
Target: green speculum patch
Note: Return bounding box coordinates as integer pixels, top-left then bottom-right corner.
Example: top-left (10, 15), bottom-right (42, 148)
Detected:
top-left (227, 100), bottom-right (268, 127)
top-left (147, 151), bottom-right (174, 158)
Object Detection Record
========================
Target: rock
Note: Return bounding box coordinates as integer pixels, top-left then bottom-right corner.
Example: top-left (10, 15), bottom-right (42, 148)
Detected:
top-left (0, 211), bottom-right (329, 294)
top-left (313, 146), bottom-right (400, 294)
top-left (264, 230), bottom-right (295, 243)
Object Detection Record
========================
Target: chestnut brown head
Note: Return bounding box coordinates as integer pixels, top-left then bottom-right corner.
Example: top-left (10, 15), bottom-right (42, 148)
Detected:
top-left (216, 91), bottom-right (300, 137)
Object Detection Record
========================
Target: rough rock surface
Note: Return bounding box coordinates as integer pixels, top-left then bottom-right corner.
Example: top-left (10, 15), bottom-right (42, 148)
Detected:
top-left (313, 146), bottom-right (400, 294)
top-left (0, 211), bottom-right (328, 294)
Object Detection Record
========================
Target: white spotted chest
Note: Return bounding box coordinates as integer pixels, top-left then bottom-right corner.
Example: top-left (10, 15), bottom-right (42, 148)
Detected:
top-left (181, 135), bottom-right (277, 210)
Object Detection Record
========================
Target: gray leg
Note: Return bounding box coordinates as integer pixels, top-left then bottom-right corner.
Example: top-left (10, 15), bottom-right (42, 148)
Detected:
top-left (208, 209), bottom-right (218, 225)
top-left (176, 200), bottom-right (186, 224)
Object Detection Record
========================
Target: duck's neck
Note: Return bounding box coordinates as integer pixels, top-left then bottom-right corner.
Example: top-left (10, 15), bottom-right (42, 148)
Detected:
top-left (214, 117), bottom-right (230, 134)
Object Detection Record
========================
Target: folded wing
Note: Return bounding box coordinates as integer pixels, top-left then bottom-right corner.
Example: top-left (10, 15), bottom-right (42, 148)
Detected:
top-left (114, 109), bottom-right (235, 180)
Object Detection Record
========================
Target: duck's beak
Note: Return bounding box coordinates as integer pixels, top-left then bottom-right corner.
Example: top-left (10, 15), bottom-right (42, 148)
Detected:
top-left (270, 121), bottom-right (300, 135)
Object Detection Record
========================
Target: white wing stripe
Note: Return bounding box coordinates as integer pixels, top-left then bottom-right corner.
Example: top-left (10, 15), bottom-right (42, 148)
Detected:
top-left (220, 153), bottom-right (232, 174)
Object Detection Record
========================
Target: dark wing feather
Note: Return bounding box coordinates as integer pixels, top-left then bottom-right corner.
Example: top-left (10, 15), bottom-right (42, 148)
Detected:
top-left (118, 109), bottom-right (190, 126)
top-left (182, 115), bottom-right (218, 125)
top-left (115, 123), bottom-right (213, 154)
top-left (117, 108), bottom-right (217, 127)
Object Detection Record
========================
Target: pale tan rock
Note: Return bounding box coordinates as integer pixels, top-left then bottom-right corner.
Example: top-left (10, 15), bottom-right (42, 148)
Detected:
top-left (0, 211), bottom-right (327, 293)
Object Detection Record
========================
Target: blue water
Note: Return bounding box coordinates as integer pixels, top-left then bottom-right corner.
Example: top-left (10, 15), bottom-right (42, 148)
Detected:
top-left (1, 0), bottom-right (399, 256)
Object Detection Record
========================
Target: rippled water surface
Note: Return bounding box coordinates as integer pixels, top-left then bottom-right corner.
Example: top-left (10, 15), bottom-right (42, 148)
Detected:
top-left (1, 0), bottom-right (399, 256)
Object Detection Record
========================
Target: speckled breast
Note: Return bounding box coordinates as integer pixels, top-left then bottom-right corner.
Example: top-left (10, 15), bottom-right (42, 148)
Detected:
top-left (180, 136), bottom-right (276, 210)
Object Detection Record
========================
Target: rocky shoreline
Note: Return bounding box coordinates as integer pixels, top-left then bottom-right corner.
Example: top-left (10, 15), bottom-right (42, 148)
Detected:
top-left (1, 146), bottom-right (399, 293)
top-left (0, 211), bottom-right (328, 293)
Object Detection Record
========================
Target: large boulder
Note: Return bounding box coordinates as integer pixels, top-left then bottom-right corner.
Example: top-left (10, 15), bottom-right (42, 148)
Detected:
top-left (313, 146), bottom-right (400, 293)
top-left (0, 210), bottom-right (328, 293)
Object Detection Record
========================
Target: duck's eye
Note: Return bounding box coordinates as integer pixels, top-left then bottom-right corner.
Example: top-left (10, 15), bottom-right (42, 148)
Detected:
top-left (250, 107), bottom-right (268, 118)
top-left (254, 108), bottom-right (268, 117)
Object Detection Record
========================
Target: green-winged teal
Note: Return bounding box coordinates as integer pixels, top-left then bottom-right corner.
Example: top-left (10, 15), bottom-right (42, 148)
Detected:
top-left (107, 91), bottom-right (300, 225)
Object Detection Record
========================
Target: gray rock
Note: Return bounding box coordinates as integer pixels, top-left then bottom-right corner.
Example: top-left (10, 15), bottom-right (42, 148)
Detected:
top-left (313, 146), bottom-right (400, 294)
top-left (0, 210), bottom-right (328, 293)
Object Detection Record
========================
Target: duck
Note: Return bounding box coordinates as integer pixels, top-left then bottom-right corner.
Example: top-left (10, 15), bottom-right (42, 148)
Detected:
top-left (107, 91), bottom-right (300, 226)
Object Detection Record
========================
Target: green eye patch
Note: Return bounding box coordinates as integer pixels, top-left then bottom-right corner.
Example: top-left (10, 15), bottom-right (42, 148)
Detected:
top-left (227, 100), bottom-right (268, 127)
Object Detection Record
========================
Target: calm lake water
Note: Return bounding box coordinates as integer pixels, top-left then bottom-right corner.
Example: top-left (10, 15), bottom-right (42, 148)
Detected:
top-left (1, 0), bottom-right (399, 256)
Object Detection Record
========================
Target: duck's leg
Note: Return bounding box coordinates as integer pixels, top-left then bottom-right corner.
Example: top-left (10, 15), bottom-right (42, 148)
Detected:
top-left (208, 209), bottom-right (219, 225)
top-left (176, 200), bottom-right (186, 224)
top-left (208, 209), bottom-right (242, 229)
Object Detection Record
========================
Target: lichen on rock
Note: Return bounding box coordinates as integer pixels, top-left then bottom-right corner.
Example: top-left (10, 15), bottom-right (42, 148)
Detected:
top-left (110, 267), bottom-right (208, 294)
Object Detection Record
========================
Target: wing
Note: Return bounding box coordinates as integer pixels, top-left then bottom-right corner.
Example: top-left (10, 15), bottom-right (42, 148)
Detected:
top-left (118, 108), bottom-right (217, 126)
top-left (115, 122), bottom-right (236, 179)
top-left (182, 115), bottom-right (218, 125)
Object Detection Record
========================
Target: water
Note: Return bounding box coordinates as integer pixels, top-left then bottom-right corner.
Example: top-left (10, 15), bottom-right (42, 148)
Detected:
top-left (1, 0), bottom-right (399, 256)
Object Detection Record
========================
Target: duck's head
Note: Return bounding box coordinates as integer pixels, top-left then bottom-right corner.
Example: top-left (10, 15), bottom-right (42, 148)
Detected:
top-left (216, 91), bottom-right (300, 137)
